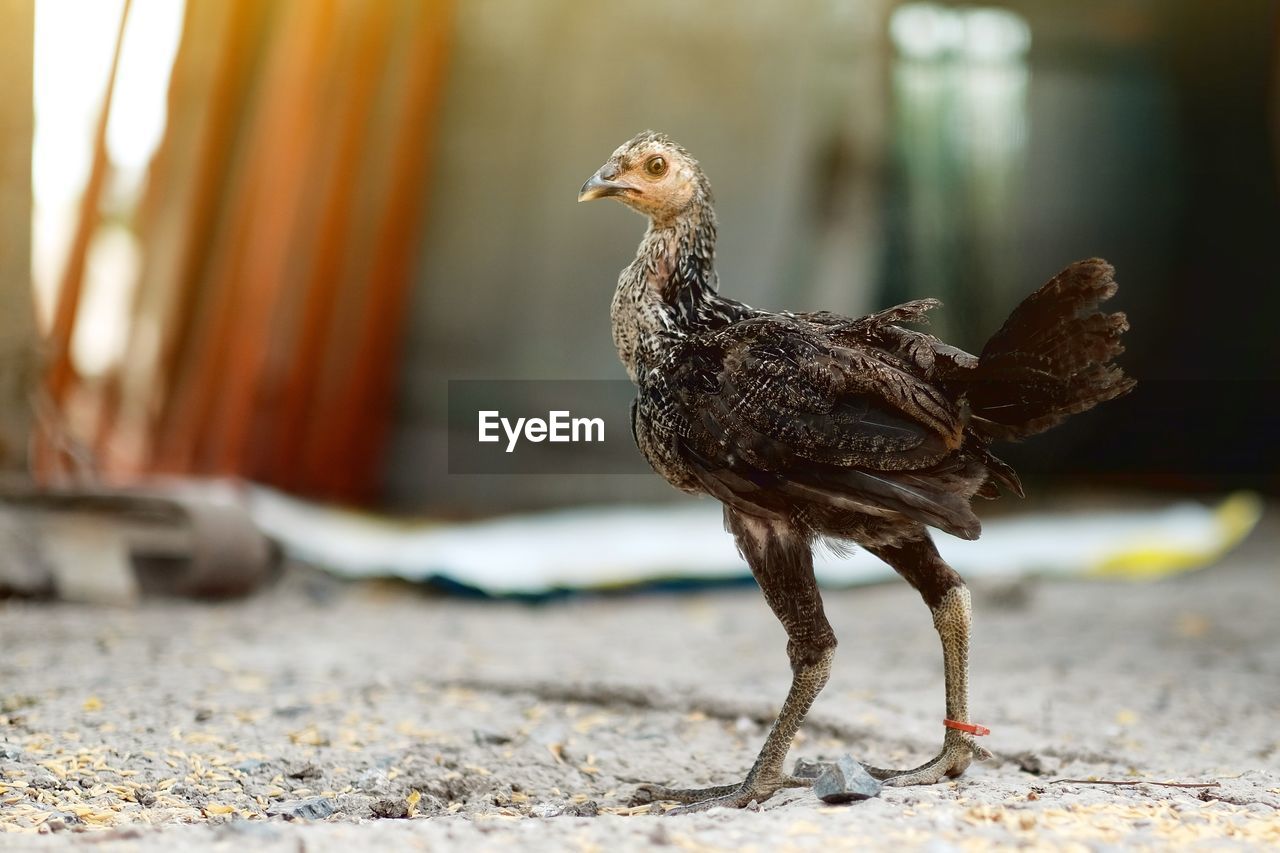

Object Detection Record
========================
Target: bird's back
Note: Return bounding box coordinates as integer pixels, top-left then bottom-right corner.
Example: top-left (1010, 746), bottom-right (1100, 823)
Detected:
top-left (632, 302), bottom-right (1000, 543)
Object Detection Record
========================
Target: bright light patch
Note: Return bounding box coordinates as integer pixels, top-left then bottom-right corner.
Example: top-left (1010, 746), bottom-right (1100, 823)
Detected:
top-left (108, 0), bottom-right (186, 173)
top-left (961, 8), bottom-right (1032, 62)
top-left (32, 0), bottom-right (185, 330)
top-left (32, 0), bottom-right (126, 211)
top-left (890, 3), bottom-right (1030, 62)
top-left (73, 225), bottom-right (141, 378)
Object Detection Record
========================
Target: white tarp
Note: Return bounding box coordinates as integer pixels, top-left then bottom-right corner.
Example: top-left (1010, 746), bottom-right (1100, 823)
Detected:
top-left (245, 488), bottom-right (1262, 596)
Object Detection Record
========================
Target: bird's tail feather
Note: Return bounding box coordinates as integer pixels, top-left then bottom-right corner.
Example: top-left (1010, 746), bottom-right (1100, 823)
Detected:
top-left (958, 258), bottom-right (1135, 442)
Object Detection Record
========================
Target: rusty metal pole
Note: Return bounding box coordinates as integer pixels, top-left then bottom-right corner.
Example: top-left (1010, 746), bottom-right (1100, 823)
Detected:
top-left (0, 0), bottom-right (38, 476)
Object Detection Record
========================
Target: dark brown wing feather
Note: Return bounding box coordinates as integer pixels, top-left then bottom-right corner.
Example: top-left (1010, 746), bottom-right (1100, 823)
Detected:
top-left (652, 315), bottom-right (986, 539)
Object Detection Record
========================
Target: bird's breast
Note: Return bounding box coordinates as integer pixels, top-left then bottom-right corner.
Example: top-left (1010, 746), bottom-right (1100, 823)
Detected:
top-left (631, 388), bottom-right (702, 494)
top-left (610, 267), bottom-right (681, 386)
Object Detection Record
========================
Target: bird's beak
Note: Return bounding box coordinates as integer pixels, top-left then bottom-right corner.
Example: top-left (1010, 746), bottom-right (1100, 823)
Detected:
top-left (578, 164), bottom-right (632, 202)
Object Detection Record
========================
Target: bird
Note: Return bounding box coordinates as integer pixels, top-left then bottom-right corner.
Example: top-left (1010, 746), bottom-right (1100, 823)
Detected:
top-left (578, 130), bottom-right (1134, 813)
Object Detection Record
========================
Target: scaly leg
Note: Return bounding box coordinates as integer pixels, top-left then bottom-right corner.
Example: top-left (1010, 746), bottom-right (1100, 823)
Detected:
top-left (865, 534), bottom-right (992, 785)
top-left (636, 509), bottom-right (837, 813)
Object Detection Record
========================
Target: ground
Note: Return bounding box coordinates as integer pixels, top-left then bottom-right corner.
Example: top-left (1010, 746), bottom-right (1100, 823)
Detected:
top-left (1, 513), bottom-right (1278, 851)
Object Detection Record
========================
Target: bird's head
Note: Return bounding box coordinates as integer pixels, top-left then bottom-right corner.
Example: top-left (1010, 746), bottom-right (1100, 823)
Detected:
top-left (578, 131), bottom-right (710, 223)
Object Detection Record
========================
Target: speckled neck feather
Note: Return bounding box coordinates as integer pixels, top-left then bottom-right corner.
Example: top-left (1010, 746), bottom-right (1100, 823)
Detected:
top-left (610, 189), bottom-right (752, 383)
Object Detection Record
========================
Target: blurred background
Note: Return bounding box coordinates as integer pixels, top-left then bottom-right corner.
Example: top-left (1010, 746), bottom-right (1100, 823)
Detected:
top-left (1, 0), bottom-right (1277, 517)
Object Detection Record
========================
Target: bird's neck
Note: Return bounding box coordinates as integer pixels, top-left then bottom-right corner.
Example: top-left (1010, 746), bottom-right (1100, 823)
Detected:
top-left (612, 197), bottom-right (725, 383)
top-left (643, 199), bottom-right (719, 308)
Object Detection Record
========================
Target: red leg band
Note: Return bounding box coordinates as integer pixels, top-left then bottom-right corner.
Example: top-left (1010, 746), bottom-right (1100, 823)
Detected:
top-left (944, 718), bottom-right (990, 736)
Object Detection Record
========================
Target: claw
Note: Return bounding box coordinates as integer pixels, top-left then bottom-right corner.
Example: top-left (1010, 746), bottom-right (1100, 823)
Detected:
top-left (867, 730), bottom-right (993, 786)
top-left (634, 774), bottom-right (811, 811)
top-left (630, 782), bottom-right (739, 806)
top-left (665, 788), bottom-right (760, 815)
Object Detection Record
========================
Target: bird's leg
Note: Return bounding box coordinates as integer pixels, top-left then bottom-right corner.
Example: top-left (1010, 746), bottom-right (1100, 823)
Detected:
top-left (865, 534), bottom-right (993, 785)
top-left (635, 510), bottom-right (836, 813)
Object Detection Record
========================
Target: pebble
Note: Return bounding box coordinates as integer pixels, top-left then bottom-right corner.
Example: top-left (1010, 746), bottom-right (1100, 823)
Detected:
top-left (287, 762), bottom-right (322, 780)
top-left (813, 756), bottom-right (882, 804)
top-left (530, 799), bottom-right (600, 818)
top-left (792, 757), bottom-right (827, 779)
top-left (531, 801), bottom-right (564, 818)
top-left (369, 798), bottom-right (409, 819)
top-left (30, 773), bottom-right (60, 790)
top-left (1011, 751), bottom-right (1048, 775)
top-left (472, 729), bottom-right (512, 746)
top-left (563, 800), bottom-right (600, 817)
top-left (273, 797), bottom-right (339, 821)
top-left (41, 811), bottom-right (82, 832)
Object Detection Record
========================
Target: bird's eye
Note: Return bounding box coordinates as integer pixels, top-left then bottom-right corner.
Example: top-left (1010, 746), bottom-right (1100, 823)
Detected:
top-left (645, 156), bottom-right (668, 177)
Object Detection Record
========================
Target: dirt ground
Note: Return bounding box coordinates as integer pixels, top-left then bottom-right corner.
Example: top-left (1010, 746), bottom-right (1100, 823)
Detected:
top-left (1, 513), bottom-right (1278, 851)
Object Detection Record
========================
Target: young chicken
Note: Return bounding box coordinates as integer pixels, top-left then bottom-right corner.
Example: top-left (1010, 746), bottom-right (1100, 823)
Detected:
top-left (578, 130), bottom-right (1133, 812)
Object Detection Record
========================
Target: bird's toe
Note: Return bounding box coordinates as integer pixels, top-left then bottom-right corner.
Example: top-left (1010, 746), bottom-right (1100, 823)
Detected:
top-left (868, 731), bottom-right (993, 786)
top-left (634, 774), bottom-right (809, 812)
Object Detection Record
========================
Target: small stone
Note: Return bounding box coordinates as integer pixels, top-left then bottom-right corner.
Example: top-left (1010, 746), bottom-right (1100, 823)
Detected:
top-left (0, 745), bottom-right (22, 761)
top-left (1011, 751), bottom-right (1047, 775)
top-left (273, 797), bottom-right (339, 821)
top-left (43, 811), bottom-right (82, 832)
top-left (138, 790), bottom-right (157, 807)
top-left (287, 762), bottom-right (322, 780)
top-left (194, 708), bottom-right (213, 723)
top-left (472, 730), bottom-right (512, 746)
top-left (531, 801), bottom-right (564, 818)
top-left (562, 800), bottom-right (599, 817)
top-left (792, 758), bottom-right (827, 780)
top-left (30, 773), bottom-right (60, 790)
top-left (369, 798), bottom-right (409, 819)
top-left (813, 756), bottom-right (881, 804)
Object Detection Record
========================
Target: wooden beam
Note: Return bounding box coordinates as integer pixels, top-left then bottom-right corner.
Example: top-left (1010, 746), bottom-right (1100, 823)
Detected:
top-left (305, 0), bottom-right (456, 501)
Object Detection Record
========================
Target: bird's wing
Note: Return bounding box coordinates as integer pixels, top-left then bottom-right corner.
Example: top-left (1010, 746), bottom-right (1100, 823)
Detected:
top-left (801, 300), bottom-right (980, 378)
top-left (653, 315), bottom-right (984, 538)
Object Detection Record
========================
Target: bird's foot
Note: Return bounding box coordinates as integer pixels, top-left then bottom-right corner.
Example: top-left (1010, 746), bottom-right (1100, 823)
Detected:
top-left (866, 730), bottom-right (993, 786)
top-left (632, 774), bottom-right (811, 814)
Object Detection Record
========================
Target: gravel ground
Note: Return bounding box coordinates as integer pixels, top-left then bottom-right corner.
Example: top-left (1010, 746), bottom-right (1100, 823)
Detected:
top-left (1, 513), bottom-right (1278, 850)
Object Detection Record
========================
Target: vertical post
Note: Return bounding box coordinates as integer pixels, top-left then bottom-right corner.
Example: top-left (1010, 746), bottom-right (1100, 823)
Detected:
top-left (0, 0), bottom-right (37, 476)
